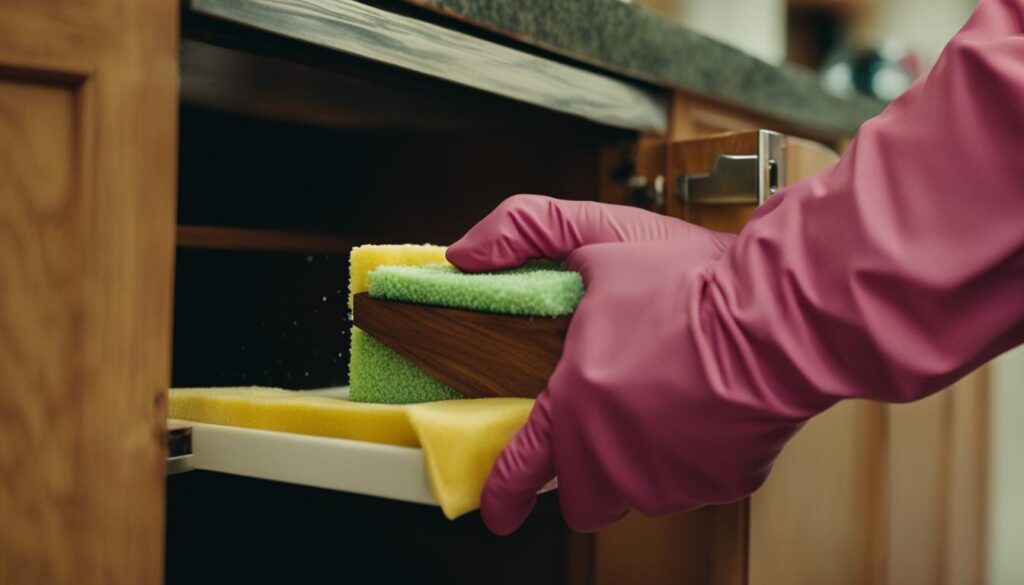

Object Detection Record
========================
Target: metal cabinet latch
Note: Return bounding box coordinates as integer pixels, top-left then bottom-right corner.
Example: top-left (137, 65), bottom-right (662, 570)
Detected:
top-left (678, 130), bottom-right (786, 206)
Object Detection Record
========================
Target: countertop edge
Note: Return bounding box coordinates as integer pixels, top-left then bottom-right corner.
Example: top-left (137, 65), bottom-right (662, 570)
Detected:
top-left (401, 0), bottom-right (888, 136)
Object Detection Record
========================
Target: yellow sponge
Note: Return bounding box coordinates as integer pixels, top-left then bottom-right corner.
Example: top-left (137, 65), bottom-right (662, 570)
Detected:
top-left (169, 387), bottom-right (534, 519)
top-left (169, 386), bottom-right (418, 446)
top-left (348, 244), bottom-right (449, 309)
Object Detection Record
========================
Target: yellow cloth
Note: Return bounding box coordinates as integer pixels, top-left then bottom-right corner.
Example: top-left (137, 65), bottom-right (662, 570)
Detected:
top-left (169, 387), bottom-right (533, 519)
top-left (348, 244), bottom-right (448, 309)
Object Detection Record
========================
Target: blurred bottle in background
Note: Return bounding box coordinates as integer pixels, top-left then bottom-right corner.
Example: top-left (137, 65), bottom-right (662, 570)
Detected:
top-left (627, 0), bottom-right (976, 99)
top-left (819, 41), bottom-right (919, 100)
top-left (626, 0), bottom-right (787, 64)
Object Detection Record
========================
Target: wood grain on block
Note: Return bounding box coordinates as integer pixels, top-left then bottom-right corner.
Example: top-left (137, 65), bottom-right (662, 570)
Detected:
top-left (352, 293), bottom-right (568, 399)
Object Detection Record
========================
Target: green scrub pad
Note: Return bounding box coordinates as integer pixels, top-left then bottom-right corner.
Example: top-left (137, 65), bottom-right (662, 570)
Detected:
top-left (348, 247), bottom-right (584, 404)
top-left (349, 327), bottom-right (462, 404)
top-left (367, 263), bottom-right (584, 317)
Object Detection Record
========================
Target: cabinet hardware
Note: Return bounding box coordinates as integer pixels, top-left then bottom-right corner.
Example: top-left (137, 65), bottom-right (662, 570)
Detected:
top-left (678, 129), bottom-right (786, 206)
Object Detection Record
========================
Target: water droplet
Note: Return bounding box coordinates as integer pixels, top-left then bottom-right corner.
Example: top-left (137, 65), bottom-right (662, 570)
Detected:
top-left (321, 296), bottom-right (327, 302)
top-left (304, 371), bottom-right (309, 377)
top-left (293, 320), bottom-right (298, 326)
top-left (305, 256), bottom-right (313, 263)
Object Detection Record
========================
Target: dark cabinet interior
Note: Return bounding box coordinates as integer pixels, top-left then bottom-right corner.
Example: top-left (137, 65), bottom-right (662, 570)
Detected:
top-left (169, 16), bottom-right (633, 584)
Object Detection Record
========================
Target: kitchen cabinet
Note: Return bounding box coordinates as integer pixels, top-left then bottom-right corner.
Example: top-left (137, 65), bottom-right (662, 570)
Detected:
top-left (0, 0), bottom-right (988, 584)
top-left (0, 1), bottom-right (177, 584)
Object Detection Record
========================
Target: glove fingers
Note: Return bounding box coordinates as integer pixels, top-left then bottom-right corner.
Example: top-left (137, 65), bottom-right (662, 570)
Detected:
top-left (481, 392), bottom-right (557, 535)
top-left (447, 195), bottom-right (694, 272)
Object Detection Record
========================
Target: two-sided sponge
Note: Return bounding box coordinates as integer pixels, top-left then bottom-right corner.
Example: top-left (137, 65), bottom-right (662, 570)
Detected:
top-left (368, 262), bottom-right (582, 317)
top-left (349, 327), bottom-right (462, 404)
top-left (347, 246), bottom-right (584, 404)
top-left (348, 244), bottom-right (448, 309)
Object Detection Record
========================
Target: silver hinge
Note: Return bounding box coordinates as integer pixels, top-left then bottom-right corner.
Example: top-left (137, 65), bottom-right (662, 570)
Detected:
top-left (678, 130), bottom-right (787, 206)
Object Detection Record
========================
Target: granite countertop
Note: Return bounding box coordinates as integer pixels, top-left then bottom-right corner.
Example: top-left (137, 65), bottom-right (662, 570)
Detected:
top-left (402, 0), bottom-right (887, 136)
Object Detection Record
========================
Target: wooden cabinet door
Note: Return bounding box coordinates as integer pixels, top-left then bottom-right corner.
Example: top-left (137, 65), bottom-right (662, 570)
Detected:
top-left (0, 2), bottom-right (178, 583)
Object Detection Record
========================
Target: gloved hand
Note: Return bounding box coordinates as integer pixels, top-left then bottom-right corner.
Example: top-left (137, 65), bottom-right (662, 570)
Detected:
top-left (447, 195), bottom-right (822, 534)
top-left (446, 194), bottom-right (735, 271)
top-left (449, 0), bottom-right (1024, 535)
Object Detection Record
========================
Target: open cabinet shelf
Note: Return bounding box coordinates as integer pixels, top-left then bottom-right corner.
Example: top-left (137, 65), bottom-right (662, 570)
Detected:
top-left (168, 387), bottom-right (439, 507)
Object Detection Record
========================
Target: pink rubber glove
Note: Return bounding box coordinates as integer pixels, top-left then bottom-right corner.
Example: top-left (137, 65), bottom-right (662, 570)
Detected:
top-left (450, 0), bottom-right (1024, 535)
top-left (449, 197), bottom-right (814, 534)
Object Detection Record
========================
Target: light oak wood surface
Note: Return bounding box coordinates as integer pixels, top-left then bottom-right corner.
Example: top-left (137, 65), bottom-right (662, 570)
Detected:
top-left (0, 1), bottom-right (178, 583)
top-left (887, 369), bottom-right (990, 585)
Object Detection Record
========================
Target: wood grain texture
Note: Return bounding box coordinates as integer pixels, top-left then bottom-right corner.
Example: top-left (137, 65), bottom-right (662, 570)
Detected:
top-left (944, 368), bottom-right (989, 584)
top-left (887, 391), bottom-right (949, 585)
top-left (886, 368), bottom-right (990, 585)
top-left (0, 1), bottom-right (178, 583)
top-left (594, 504), bottom-right (748, 585)
top-left (353, 293), bottom-right (568, 399)
top-left (747, 401), bottom-right (887, 585)
top-left (188, 0), bottom-right (668, 132)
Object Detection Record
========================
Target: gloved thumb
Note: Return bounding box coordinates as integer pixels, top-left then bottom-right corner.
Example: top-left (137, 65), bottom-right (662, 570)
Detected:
top-left (481, 391), bottom-right (556, 535)
top-left (447, 194), bottom-right (696, 272)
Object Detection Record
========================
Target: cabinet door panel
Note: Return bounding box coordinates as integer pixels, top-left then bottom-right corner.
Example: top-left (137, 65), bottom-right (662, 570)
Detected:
top-left (0, 2), bottom-right (178, 583)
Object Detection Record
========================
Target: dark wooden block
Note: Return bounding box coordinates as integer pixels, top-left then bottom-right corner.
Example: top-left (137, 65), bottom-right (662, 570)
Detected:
top-left (352, 293), bottom-right (570, 399)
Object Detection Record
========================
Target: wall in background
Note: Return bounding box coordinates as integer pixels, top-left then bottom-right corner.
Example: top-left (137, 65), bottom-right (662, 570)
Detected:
top-left (857, 0), bottom-right (977, 66)
top-left (628, 0), bottom-right (786, 63)
top-left (677, 0), bottom-right (787, 63)
top-left (630, 0), bottom-right (979, 70)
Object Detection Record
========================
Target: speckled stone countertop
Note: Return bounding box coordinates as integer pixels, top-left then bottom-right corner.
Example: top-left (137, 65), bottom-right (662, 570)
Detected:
top-left (402, 0), bottom-right (886, 136)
